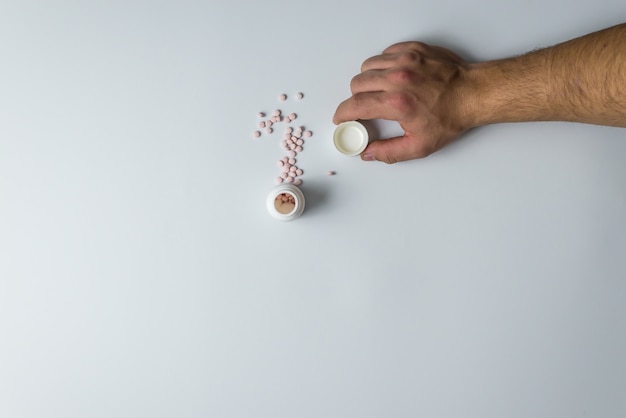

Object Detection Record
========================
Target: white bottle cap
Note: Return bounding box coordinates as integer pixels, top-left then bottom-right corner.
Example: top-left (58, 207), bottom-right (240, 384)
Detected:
top-left (333, 121), bottom-right (369, 156)
top-left (266, 184), bottom-right (305, 221)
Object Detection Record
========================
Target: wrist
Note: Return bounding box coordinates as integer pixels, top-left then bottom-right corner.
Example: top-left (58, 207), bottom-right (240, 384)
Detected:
top-left (459, 53), bottom-right (552, 128)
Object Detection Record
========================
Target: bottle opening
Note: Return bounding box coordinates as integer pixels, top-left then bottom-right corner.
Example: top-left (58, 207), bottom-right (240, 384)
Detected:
top-left (274, 192), bottom-right (296, 215)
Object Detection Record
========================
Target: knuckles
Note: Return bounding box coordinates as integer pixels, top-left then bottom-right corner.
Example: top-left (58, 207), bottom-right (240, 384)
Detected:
top-left (385, 91), bottom-right (416, 118)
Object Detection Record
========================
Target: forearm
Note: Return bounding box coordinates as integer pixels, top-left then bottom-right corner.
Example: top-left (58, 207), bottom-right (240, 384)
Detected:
top-left (463, 23), bottom-right (626, 128)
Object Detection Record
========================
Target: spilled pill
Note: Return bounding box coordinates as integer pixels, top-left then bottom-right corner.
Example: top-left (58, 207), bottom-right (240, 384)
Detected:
top-left (285, 176), bottom-right (293, 183)
top-left (296, 169), bottom-right (303, 176)
top-left (327, 171), bottom-right (336, 176)
top-left (253, 131), bottom-right (261, 138)
top-left (276, 177), bottom-right (283, 184)
top-left (289, 113), bottom-right (297, 120)
top-left (279, 94), bottom-right (287, 101)
top-left (258, 112), bottom-right (265, 118)
top-left (304, 131), bottom-right (312, 138)
top-left (266, 127), bottom-right (273, 134)
top-left (288, 158), bottom-right (296, 165)
top-left (296, 139), bottom-right (303, 146)
top-left (296, 92), bottom-right (303, 100)
top-left (295, 146), bottom-right (303, 152)
top-left (259, 121), bottom-right (266, 128)
top-left (294, 178), bottom-right (302, 186)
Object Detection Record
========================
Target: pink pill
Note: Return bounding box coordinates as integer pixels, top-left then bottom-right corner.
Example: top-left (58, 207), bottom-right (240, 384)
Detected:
top-left (289, 143), bottom-right (296, 150)
top-left (288, 151), bottom-right (296, 158)
top-left (282, 165), bottom-right (290, 173)
top-left (285, 127), bottom-right (293, 134)
top-left (258, 112), bottom-right (265, 118)
top-left (277, 160), bottom-right (284, 167)
top-left (285, 176), bottom-right (294, 183)
top-left (296, 139), bottom-right (303, 146)
top-left (294, 178), bottom-right (302, 186)
top-left (279, 94), bottom-right (287, 101)
top-left (289, 113), bottom-right (297, 120)
top-left (276, 177), bottom-right (283, 184)
top-left (280, 172), bottom-right (288, 179)
top-left (259, 121), bottom-right (265, 128)
top-left (288, 171), bottom-right (296, 178)
top-left (296, 169), bottom-right (303, 176)
top-left (327, 171), bottom-right (336, 176)
top-left (281, 157), bottom-right (289, 162)
top-left (304, 131), bottom-right (312, 138)
top-left (290, 166), bottom-right (297, 172)
top-left (253, 130), bottom-right (261, 138)
top-left (288, 158), bottom-right (296, 165)
top-left (266, 127), bottom-right (273, 134)
top-left (296, 92), bottom-right (304, 100)
top-left (295, 146), bottom-right (303, 152)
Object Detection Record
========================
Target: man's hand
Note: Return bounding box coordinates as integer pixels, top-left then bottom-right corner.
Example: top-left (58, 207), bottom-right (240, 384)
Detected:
top-left (333, 23), bottom-right (626, 164)
top-left (333, 42), bottom-right (473, 163)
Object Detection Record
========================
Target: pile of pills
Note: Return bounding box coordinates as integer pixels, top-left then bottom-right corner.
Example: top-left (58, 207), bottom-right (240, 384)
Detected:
top-left (252, 93), bottom-right (312, 186)
top-left (274, 192), bottom-right (296, 214)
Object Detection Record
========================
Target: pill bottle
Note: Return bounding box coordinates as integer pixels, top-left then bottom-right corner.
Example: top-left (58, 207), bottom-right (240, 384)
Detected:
top-left (333, 121), bottom-right (369, 156)
top-left (266, 184), bottom-right (305, 221)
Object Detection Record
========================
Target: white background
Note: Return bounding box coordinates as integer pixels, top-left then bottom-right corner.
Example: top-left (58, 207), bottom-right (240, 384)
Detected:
top-left (1, 1), bottom-right (625, 417)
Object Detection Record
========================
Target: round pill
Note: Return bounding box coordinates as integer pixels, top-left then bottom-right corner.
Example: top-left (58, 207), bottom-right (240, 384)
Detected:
top-left (285, 127), bottom-right (293, 134)
top-left (295, 146), bottom-right (303, 152)
top-left (294, 178), bottom-right (302, 186)
top-left (259, 121), bottom-right (265, 128)
top-left (277, 160), bottom-right (284, 167)
top-left (296, 169), bottom-right (303, 176)
top-left (290, 166), bottom-right (297, 172)
top-left (289, 113), bottom-right (297, 120)
top-left (282, 165), bottom-right (290, 173)
top-left (296, 139), bottom-right (303, 146)
top-left (288, 151), bottom-right (296, 158)
top-left (253, 131), bottom-right (261, 138)
top-left (285, 176), bottom-right (293, 183)
top-left (276, 177), bottom-right (283, 184)
top-left (296, 92), bottom-right (303, 100)
top-left (258, 112), bottom-right (265, 118)
top-left (288, 158), bottom-right (296, 165)
top-left (279, 94), bottom-right (287, 101)
top-left (266, 127), bottom-right (273, 134)
top-left (280, 172), bottom-right (288, 179)
top-left (281, 157), bottom-right (289, 162)
top-left (304, 131), bottom-right (312, 138)
top-left (274, 109), bottom-right (281, 116)
top-left (327, 171), bottom-right (336, 176)
top-left (288, 171), bottom-right (296, 177)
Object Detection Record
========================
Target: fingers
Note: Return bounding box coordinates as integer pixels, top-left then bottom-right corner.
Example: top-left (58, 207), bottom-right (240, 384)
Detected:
top-left (361, 134), bottom-right (435, 164)
top-left (333, 91), bottom-right (415, 124)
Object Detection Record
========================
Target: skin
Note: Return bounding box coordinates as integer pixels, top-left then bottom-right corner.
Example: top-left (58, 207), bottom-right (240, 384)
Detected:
top-left (333, 23), bottom-right (626, 164)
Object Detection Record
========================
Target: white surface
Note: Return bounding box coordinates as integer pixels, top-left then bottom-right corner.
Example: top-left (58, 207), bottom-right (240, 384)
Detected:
top-left (1, 1), bottom-right (625, 418)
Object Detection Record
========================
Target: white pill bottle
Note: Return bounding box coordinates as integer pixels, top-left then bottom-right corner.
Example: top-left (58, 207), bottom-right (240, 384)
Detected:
top-left (266, 184), bottom-right (305, 221)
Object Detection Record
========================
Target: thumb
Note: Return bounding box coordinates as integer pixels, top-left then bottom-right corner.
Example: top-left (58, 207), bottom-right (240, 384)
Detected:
top-left (361, 134), bottom-right (431, 164)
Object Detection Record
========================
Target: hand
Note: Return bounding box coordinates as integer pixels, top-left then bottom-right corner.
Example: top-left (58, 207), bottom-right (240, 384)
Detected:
top-left (333, 41), bottom-right (473, 163)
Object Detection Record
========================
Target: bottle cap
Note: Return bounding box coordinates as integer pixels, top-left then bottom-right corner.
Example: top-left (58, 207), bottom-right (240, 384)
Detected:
top-left (333, 121), bottom-right (369, 156)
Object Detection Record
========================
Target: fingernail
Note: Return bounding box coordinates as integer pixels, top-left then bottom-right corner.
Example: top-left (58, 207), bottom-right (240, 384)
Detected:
top-left (362, 153), bottom-right (376, 161)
